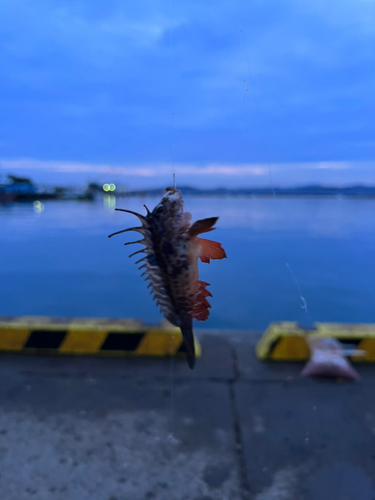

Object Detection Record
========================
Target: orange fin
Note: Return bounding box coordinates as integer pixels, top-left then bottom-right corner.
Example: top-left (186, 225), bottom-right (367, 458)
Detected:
top-left (198, 238), bottom-right (227, 263)
top-left (193, 307), bottom-right (210, 321)
top-left (192, 281), bottom-right (212, 321)
top-left (188, 217), bottom-right (218, 237)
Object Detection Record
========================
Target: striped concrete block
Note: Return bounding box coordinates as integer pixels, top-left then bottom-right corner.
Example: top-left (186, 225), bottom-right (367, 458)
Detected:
top-left (256, 321), bottom-right (375, 362)
top-left (0, 316), bottom-right (201, 359)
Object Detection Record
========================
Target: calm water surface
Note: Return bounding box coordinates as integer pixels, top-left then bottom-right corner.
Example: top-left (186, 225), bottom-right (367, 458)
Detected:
top-left (1, 196), bottom-right (375, 330)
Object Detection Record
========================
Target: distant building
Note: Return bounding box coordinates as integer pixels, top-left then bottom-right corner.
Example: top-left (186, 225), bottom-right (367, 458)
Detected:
top-left (87, 182), bottom-right (103, 192)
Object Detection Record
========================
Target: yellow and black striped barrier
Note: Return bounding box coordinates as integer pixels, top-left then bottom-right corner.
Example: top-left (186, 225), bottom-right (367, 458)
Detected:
top-left (0, 316), bottom-right (201, 359)
top-left (256, 321), bottom-right (375, 362)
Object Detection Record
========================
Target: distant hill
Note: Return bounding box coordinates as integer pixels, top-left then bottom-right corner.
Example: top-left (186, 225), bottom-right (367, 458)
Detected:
top-left (116, 185), bottom-right (375, 198)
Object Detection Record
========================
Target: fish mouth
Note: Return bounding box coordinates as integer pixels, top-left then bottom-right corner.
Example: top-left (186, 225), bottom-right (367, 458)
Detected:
top-left (163, 187), bottom-right (182, 201)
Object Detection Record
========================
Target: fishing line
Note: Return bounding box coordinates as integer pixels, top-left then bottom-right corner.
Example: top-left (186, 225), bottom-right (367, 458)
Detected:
top-left (167, 0), bottom-right (177, 447)
top-left (168, 0), bottom-right (176, 188)
top-left (168, 330), bottom-right (176, 444)
top-left (170, 111), bottom-right (176, 187)
top-left (240, 29), bottom-right (275, 197)
top-left (286, 263), bottom-right (308, 313)
top-left (240, 29), bottom-right (309, 315)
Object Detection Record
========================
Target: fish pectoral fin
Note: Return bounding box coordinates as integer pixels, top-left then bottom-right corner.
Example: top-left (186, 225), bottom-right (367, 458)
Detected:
top-left (188, 217), bottom-right (218, 237)
top-left (198, 238), bottom-right (227, 263)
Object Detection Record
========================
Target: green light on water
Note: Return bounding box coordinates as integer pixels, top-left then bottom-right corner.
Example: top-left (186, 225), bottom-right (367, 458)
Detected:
top-left (109, 183), bottom-right (116, 192)
top-left (103, 184), bottom-right (110, 192)
top-left (103, 194), bottom-right (116, 210)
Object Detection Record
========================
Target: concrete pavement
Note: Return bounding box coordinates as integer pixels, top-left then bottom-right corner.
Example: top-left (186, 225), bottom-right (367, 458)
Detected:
top-left (0, 332), bottom-right (374, 500)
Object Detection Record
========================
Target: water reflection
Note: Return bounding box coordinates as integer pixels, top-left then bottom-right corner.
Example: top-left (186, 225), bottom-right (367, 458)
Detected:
top-left (103, 194), bottom-right (116, 211)
top-left (33, 200), bottom-right (44, 214)
top-left (2, 196), bottom-right (375, 236)
top-left (186, 197), bottom-right (375, 236)
top-left (1, 196), bottom-right (375, 329)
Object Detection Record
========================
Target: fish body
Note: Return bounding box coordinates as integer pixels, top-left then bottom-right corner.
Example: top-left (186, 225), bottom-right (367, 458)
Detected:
top-left (108, 187), bottom-right (226, 368)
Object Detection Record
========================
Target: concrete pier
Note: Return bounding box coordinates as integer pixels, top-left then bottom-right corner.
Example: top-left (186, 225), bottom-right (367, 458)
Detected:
top-left (0, 331), bottom-right (374, 500)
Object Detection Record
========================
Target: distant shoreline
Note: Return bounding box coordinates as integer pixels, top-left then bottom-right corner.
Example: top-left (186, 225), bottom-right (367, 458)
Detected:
top-left (115, 185), bottom-right (375, 199)
top-left (4, 178), bottom-right (375, 203)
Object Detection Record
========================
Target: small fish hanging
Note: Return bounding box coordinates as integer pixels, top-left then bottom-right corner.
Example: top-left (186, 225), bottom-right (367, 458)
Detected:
top-left (108, 187), bottom-right (226, 369)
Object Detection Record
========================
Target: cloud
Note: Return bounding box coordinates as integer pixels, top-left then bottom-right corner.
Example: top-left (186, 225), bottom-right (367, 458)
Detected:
top-left (315, 162), bottom-right (350, 170)
top-left (1, 158), bottom-right (269, 177)
top-left (2, 158), bottom-right (372, 177)
top-left (3, 158), bottom-right (375, 190)
top-left (0, 0), bottom-right (374, 169)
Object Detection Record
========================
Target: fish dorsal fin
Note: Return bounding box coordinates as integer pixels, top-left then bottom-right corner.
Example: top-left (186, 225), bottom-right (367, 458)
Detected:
top-left (188, 217), bottom-right (218, 237)
top-left (198, 238), bottom-right (227, 263)
top-left (192, 281), bottom-right (212, 321)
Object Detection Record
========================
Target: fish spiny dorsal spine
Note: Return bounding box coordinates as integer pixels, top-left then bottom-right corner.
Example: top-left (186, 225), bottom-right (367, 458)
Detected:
top-left (109, 207), bottom-right (178, 324)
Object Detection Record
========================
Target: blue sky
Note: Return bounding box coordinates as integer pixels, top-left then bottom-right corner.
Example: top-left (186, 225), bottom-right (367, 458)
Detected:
top-left (0, 0), bottom-right (374, 188)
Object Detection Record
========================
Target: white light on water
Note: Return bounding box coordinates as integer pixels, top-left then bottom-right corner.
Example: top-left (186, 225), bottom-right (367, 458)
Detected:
top-left (33, 200), bottom-right (44, 214)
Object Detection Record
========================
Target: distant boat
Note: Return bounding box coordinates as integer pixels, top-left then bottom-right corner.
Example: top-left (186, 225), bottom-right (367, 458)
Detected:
top-left (0, 174), bottom-right (95, 203)
top-left (0, 174), bottom-right (37, 202)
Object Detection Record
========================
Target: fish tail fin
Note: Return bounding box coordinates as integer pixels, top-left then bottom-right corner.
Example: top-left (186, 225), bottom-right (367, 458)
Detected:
top-left (180, 323), bottom-right (196, 369)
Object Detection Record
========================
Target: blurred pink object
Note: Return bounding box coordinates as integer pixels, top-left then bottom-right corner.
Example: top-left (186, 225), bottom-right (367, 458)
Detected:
top-left (301, 336), bottom-right (361, 381)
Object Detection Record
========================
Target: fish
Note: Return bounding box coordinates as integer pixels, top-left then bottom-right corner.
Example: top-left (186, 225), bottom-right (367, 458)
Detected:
top-left (108, 187), bottom-right (226, 369)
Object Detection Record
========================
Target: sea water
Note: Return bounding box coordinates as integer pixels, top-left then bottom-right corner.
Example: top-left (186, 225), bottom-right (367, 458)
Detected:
top-left (1, 196), bottom-right (375, 331)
